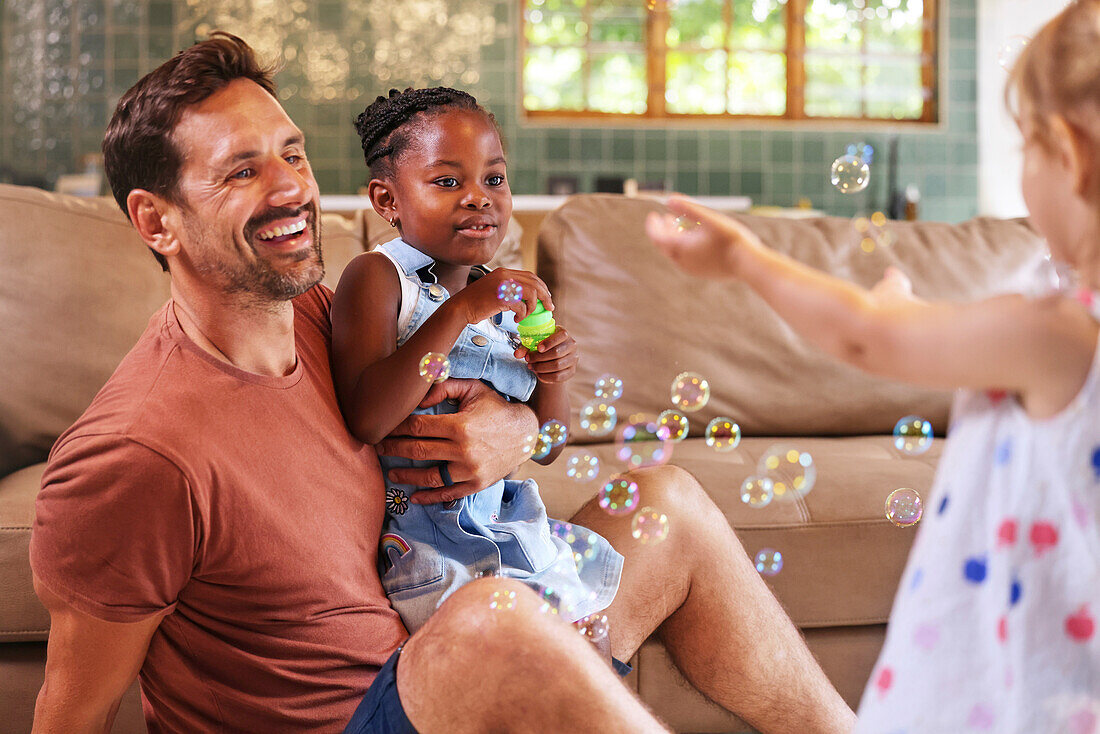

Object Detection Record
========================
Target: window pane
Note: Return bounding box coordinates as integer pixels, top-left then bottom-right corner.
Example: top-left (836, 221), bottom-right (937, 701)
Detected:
top-left (667, 0), bottom-right (725, 50)
top-left (730, 0), bottom-right (786, 50)
top-left (590, 0), bottom-right (645, 44)
top-left (729, 52), bottom-right (786, 114)
top-left (804, 53), bottom-right (862, 117)
top-left (525, 1), bottom-right (585, 46)
top-left (864, 58), bottom-right (923, 118)
top-left (524, 46), bottom-right (585, 110)
top-left (667, 50), bottom-right (727, 114)
top-left (590, 52), bottom-right (647, 113)
top-left (865, 0), bottom-right (923, 54)
top-left (804, 0), bottom-right (862, 53)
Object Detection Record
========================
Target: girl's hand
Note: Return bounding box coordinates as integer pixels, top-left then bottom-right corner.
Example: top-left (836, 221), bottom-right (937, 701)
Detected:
top-left (870, 266), bottom-right (921, 306)
top-left (451, 268), bottom-right (553, 325)
top-left (515, 326), bottom-right (578, 384)
top-left (646, 194), bottom-right (765, 279)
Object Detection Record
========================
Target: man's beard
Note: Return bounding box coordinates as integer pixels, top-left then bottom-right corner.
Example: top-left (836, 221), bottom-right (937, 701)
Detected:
top-left (186, 204), bottom-right (325, 307)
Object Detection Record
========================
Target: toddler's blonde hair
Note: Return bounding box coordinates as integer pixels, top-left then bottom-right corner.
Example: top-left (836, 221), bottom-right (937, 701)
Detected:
top-left (1008, 0), bottom-right (1100, 149)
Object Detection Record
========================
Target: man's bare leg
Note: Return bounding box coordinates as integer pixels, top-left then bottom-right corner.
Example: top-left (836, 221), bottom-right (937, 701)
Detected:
top-left (572, 465), bottom-right (857, 734)
top-left (397, 578), bottom-right (672, 734)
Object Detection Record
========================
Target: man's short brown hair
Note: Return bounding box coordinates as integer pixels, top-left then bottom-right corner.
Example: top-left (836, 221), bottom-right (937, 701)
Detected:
top-left (102, 32), bottom-right (276, 271)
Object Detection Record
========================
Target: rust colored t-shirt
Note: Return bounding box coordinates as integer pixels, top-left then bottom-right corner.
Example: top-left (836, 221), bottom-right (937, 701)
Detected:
top-left (30, 285), bottom-right (408, 733)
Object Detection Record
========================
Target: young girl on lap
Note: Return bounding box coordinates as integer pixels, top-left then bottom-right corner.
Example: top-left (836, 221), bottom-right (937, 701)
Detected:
top-left (648, 4), bottom-right (1100, 730)
top-left (331, 88), bottom-right (621, 636)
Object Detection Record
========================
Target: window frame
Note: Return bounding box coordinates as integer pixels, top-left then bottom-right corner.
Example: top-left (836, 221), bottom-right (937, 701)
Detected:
top-left (519, 0), bottom-right (939, 124)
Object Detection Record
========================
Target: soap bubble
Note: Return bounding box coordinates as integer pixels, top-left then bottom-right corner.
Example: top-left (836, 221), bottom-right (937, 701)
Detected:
top-left (631, 506), bottom-right (670, 543)
top-left (566, 452), bottom-right (600, 481)
top-left (575, 613), bottom-right (610, 645)
top-left (758, 445), bottom-right (816, 498)
top-left (531, 431), bottom-right (553, 460)
top-left (885, 488), bottom-right (923, 527)
top-left (542, 419), bottom-right (569, 447)
top-left (489, 589), bottom-right (517, 611)
top-left (571, 533), bottom-right (599, 571)
top-left (755, 548), bottom-right (783, 576)
top-left (704, 417), bottom-right (741, 452)
top-left (616, 417), bottom-right (673, 468)
top-left (521, 432), bottom-right (538, 457)
top-left (853, 211), bottom-right (895, 254)
top-left (418, 352), bottom-right (451, 383)
top-left (474, 568), bottom-right (501, 579)
top-left (658, 409), bottom-right (690, 442)
top-left (997, 35), bottom-right (1029, 71)
top-left (497, 279), bottom-right (523, 305)
top-left (670, 371), bottom-right (711, 412)
top-left (549, 520), bottom-right (577, 545)
top-left (533, 583), bottom-right (574, 617)
top-left (598, 476), bottom-right (640, 516)
top-left (830, 154), bottom-right (870, 194)
top-left (580, 399), bottom-right (618, 437)
top-left (594, 374), bottom-right (624, 401)
top-left (740, 476), bottom-right (775, 508)
top-left (893, 415), bottom-right (933, 455)
top-left (673, 215), bottom-right (699, 232)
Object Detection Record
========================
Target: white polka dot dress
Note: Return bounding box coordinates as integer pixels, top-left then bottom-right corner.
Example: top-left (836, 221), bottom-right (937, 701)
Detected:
top-left (854, 292), bottom-right (1100, 734)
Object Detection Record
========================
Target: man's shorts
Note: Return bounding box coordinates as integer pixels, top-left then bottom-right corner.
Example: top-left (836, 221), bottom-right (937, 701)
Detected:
top-left (343, 645), bottom-right (634, 733)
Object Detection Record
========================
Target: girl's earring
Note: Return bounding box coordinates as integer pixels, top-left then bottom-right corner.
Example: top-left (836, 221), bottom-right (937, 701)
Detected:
top-left (389, 217), bottom-right (398, 228)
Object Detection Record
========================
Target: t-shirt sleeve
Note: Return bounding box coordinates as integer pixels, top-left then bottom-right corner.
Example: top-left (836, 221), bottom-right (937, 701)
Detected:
top-left (30, 433), bottom-right (197, 623)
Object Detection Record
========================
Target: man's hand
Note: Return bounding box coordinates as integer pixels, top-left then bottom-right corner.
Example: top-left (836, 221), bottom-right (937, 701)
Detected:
top-left (375, 379), bottom-right (539, 504)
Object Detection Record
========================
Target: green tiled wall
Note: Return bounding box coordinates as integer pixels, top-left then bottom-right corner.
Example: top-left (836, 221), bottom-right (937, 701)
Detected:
top-left (1, 0), bottom-right (979, 222)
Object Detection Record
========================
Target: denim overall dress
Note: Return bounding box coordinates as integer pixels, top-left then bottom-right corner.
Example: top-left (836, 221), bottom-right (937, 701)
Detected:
top-left (374, 238), bottom-right (623, 633)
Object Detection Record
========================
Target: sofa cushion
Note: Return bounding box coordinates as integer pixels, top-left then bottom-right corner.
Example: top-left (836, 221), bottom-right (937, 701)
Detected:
top-left (0, 463), bottom-right (48, 641)
top-left (537, 194), bottom-right (1050, 440)
top-left (0, 185), bottom-right (365, 479)
top-left (524, 434), bottom-right (935, 628)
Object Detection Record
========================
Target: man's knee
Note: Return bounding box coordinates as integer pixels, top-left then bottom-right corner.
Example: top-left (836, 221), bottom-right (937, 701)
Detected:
top-left (418, 578), bottom-right (558, 662)
top-left (629, 464), bottom-right (714, 514)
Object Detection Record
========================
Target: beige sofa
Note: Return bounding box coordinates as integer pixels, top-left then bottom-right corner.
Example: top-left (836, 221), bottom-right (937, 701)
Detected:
top-left (0, 184), bottom-right (1048, 733)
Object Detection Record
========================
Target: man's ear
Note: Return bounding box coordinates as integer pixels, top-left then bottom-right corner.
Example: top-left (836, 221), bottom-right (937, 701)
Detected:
top-left (367, 178), bottom-right (398, 228)
top-left (1049, 114), bottom-right (1097, 198)
top-left (127, 189), bottom-right (181, 261)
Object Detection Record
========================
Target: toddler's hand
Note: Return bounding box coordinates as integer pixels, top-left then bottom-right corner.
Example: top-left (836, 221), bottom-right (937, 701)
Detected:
top-left (646, 194), bottom-right (764, 279)
top-left (453, 268), bottom-right (553, 325)
top-left (515, 325), bottom-right (578, 384)
top-left (870, 266), bottom-right (919, 306)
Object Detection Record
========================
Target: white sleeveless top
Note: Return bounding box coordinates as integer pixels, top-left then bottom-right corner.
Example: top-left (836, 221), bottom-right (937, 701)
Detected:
top-left (854, 291), bottom-right (1100, 732)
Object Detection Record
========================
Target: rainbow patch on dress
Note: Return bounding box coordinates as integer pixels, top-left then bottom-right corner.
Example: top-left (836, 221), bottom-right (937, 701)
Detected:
top-left (380, 533), bottom-right (411, 560)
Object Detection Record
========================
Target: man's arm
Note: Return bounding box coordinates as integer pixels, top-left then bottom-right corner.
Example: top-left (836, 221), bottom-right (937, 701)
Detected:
top-left (32, 574), bottom-right (163, 734)
top-left (375, 378), bottom-right (539, 504)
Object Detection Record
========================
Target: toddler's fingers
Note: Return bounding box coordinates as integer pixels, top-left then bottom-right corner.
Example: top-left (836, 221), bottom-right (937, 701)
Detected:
top-left (532, 329), bottom-right (570, 352)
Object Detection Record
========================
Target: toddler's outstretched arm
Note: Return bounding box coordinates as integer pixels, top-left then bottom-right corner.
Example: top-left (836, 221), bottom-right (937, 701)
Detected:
top-left (647, 195), bottom-right (1098, 417)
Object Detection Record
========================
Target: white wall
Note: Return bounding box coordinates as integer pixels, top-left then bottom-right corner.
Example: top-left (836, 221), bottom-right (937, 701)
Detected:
top-left (977, 0), bottom-right (1061, 217)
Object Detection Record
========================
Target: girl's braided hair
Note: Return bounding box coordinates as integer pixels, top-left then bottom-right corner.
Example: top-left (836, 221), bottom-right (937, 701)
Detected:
top-left (353, 87), bottom-right (500, 179)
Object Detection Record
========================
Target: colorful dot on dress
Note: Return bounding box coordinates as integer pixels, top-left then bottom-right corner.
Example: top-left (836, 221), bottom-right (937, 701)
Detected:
top-left (1029, 521), bottom-right (1059, 557)
top-left (996, 518), bottom-right (1017, 548)
top-left (967, 702), bottom-right (995, 730)
top-left (1066, 606), bottom-right (1096, 642)
top-left (875, 666), bottom-right (893, 696)
top-left (996, 615), bottom-right (1008, 643)
top-left (938, 495), bottom-right (949, 515)
top-left (1009, 578), bottom-right (1022, 606)
top-left (964, 555), bottom-right (988, 584)
top-left (994, 438), bottom-right (1012, 465)
top-left (1091, 447), bottom-right (1100, 480)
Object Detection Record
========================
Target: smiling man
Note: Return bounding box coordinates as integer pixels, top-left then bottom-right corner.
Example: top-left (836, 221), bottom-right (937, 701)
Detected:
top-left (29, 33), bottom-right (855, 734)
